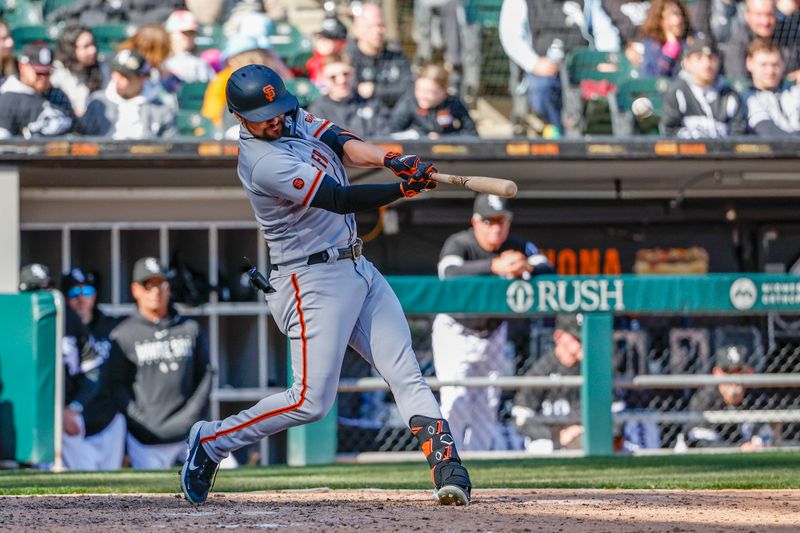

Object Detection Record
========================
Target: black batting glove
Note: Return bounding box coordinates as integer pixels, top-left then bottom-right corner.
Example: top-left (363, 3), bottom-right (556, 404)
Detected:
top-left (400, 175), bottom-right (437, 198)
top-left (383, 152), bottom-right (437, 181)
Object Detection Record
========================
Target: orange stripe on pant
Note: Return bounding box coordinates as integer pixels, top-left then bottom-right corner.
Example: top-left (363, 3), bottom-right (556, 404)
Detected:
top-left (201, 273), bottom-right (308, 444)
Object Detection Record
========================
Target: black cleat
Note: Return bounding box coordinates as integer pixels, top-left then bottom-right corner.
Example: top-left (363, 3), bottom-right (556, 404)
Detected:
top-left (181, 421), bottom-right (219, 504)
top-left (434, 461), bottom-right (471, 506)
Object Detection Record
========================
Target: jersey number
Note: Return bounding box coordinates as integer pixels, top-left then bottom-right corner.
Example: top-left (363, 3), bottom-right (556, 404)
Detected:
top-left (310, 149), bottom-right (329, 173)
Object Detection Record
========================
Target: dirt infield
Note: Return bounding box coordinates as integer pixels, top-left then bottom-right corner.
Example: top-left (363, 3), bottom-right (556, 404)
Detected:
top-left (2, 489), bottom-right (798, 532)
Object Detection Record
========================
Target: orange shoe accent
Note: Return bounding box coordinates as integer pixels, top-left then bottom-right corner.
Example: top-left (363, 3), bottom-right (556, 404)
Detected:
top-left (201, 273), bottom-right (308, 445)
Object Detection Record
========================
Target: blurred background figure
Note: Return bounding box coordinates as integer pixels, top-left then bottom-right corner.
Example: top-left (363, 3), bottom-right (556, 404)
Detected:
top-left (19, 263), bottom-right (103, 471)
top-left (639, 0), bottom-right (692, 78)
top-left (513, 314), bottom-right (584, 453)
top-left (0, 18), bottom-right (15, 86)
top-left (499, 0), bottom-right (591, 137)
top-left (0, 43), bottom-right (74, 139)
top-left (743, 38), bottom-right (800, 135)
top-left (413, 0), bottom-right (466, 95)
top-left (347, 2), bottom-right (413, 108)
top-left (306, 15), bottom-right (348, 87)
top-left (660, 35), bottom-right (745, 137)
top-left (201, 20), bottom-right (292, 132)
top-left (307, 53), bottom-right (391, 137)
top-left (390, 64), bottom-right (477, 138)
top-left (107, 257), bottom-right (212, 469)
top-left (163, 10), bottom-right (215, 86)
top-left (78, 49), bottom-right (176, 139)
top-left (117, 24), bottom-right (175, 103)
top-left (51, 25), bottom-right (109, 118)
top-left (432, 194), bottom-right (553, 451)
top-left (682, 344), bottom-right (774, 451)
top-left (58, 268), bottom-right (125, 471)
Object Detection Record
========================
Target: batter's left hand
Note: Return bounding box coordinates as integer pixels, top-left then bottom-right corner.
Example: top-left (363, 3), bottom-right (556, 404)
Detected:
top-left (400, 174), bottom-right (437, 198)
top-left (384, 152), bottom-right (437, 181)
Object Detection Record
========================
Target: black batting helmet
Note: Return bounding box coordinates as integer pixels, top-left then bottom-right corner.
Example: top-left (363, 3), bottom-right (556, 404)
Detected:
top-left (226, 64), bottom-right (298, 122)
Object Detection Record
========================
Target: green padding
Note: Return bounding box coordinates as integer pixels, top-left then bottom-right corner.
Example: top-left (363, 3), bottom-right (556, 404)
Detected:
top-left (386, 274), bottom-right (800, 315)
top-left (0, 292), bottom-right (57, 465)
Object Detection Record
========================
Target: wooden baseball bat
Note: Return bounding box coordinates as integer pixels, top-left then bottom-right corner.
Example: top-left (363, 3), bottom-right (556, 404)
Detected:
top-left (431, 172), bottom-right (518, 198)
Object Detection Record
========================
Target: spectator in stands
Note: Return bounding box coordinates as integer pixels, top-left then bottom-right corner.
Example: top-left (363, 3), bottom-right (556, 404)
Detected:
top-left (688, 0), bottom-right (745, 45)
top-left (513, 314), bottom-right (584, 453)
top-left (0, 43), bottom-right (74, 139)
top-left (306, 16), bottom-right (348, 87)
top-left (744, 39), bottom-right (800, 135)
top-left (118, 24), bottom-right (179, 104)
top-left (347, 2), bottom-right (413, 109)
top-left (499, 0), bottom-right (591, 136)
top-left (46, 0), bottom-right (184, 27)
top-left (0, 18), bottom-right (15, 85)
top-left (307, 54), bottom-right (391, 138)
top-left (19, 264), bottom-right (103, 471)
top-left (58, 267), bottom-right (125, 471)
top-left (598, 0), bottom-right (650, 64)
top-left (639, 0), bottom-right (692, 78)
top-left (724, 0), bottom-right (800, 81)
top-left (413, 0), bottom-right (466, 94)
top-left (201, 33), bottom-right (292, 130)
top-left (389, 64), bottom-right (478, 138)
top-left (683, 345), bottom-right (770, 451)
top-left (163, 10), bottom-right (215, 86)
top-left (106, 257), bottom-right (212, 469)
top-left (51, 26), bottom-right (110, 118)
top-left (660, 35), bottom-right (746, 137)
top-left (78, 49), bottom-right (177, 139)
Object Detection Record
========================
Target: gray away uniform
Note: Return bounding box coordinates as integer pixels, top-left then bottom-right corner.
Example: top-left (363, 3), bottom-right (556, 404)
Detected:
top-left (198, 108), bottom-right (441, 461)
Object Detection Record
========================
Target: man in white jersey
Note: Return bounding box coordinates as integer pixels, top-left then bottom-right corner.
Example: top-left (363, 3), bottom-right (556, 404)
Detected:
top-left (181, 64), bottom-right (472, 506)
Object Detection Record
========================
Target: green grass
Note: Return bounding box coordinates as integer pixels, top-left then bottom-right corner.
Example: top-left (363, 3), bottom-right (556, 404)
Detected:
top-left (1, 452), bottom-right (799, 495)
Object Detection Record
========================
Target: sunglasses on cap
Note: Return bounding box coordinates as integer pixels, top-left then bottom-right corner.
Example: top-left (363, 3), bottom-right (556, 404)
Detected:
top-left (67, 285), bottom-right (96, 299)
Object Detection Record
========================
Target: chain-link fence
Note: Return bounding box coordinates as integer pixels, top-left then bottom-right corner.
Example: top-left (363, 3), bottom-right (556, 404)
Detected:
top-left (337, 313), bottom-right (800, 455)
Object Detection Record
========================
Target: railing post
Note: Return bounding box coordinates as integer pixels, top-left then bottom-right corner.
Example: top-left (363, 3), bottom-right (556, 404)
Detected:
top-left (581, 312), bottom-right (614, 456)
top-left (286, 346), bottom-right (337, 466)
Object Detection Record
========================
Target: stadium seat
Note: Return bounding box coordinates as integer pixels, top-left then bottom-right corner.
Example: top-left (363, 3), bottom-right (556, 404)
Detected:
top-left (176, 110), bottom-right (218, 138)
top-left (11, 25), bottom-right (60, 54)
top-left (0, 0), bottom-right (42, 28)
top-left (92, 23), bottom-right (137, 58)
top-left (285, 77), bottom-right (319, 108)
top-left (610, 77), bottom-right (670, 136)
top-left (268, 21), bottom-right (312, 69)
top-left (566, 48), bottom-right (635, 86)
top-left (177, 82), bottom-right (209, 112)
top-left (464, 0), bottom-right (503, 28)
top-left (42, 0), bottom-right (75, 20)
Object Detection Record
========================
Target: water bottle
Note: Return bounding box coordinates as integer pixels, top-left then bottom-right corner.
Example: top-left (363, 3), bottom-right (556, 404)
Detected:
top-left (547, 39), bottom-right (565, 63)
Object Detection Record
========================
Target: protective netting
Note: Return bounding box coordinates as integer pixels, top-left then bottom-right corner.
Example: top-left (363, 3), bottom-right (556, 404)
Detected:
top-left (337, 314), bottom-right (800, 454)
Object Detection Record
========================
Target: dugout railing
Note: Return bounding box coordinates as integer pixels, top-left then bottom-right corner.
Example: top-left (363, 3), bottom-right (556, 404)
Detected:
top-left (290, 274), bottom-right (800, 464)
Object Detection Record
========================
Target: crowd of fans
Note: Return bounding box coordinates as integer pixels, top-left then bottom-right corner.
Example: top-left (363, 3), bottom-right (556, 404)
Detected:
top-left (0, 0), bottom-right (797, 141)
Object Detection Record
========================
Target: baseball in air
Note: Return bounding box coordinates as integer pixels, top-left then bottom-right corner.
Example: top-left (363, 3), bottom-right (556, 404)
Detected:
top-left (631, 97), bottom-right (654, 119)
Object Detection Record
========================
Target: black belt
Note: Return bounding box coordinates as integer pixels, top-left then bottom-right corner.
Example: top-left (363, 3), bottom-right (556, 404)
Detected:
top-left (272, 239), bottom-right (363, 270)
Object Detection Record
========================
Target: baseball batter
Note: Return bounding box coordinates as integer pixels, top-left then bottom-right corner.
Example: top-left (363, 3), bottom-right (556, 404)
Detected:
top-left (181, 65), bottom-right (471, 506)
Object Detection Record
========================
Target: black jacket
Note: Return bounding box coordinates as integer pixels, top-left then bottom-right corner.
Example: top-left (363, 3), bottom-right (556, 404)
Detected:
top-left (107, 311), bottom-right (212, 444)
top-left (346, 41), bottom-right (413, 109)
top-left (390, 94), bottom-right (478, 137)
top-left (64, 307), bottom-right (103, 410)
top-left (307, 94), bottom-right (392, 138)
top-left (81, 309), bottom-right (122, 436)
top-left (660, 71), bottom-right (745, 138)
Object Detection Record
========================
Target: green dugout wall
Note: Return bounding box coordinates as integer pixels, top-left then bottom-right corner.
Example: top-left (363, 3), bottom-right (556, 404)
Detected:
top-left (288, 274), bottom-right (800, 463)
top-left (0, 292), bottom-right (60, 466)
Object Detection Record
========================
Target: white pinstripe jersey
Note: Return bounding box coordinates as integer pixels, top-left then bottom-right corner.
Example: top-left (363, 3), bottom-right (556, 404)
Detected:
top-left (236, 108), bottom-right (357, 265)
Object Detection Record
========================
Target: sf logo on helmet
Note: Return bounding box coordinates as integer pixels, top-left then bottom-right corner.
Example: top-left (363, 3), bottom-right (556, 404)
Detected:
top-left (262, 84), bottom-right (276, 102)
